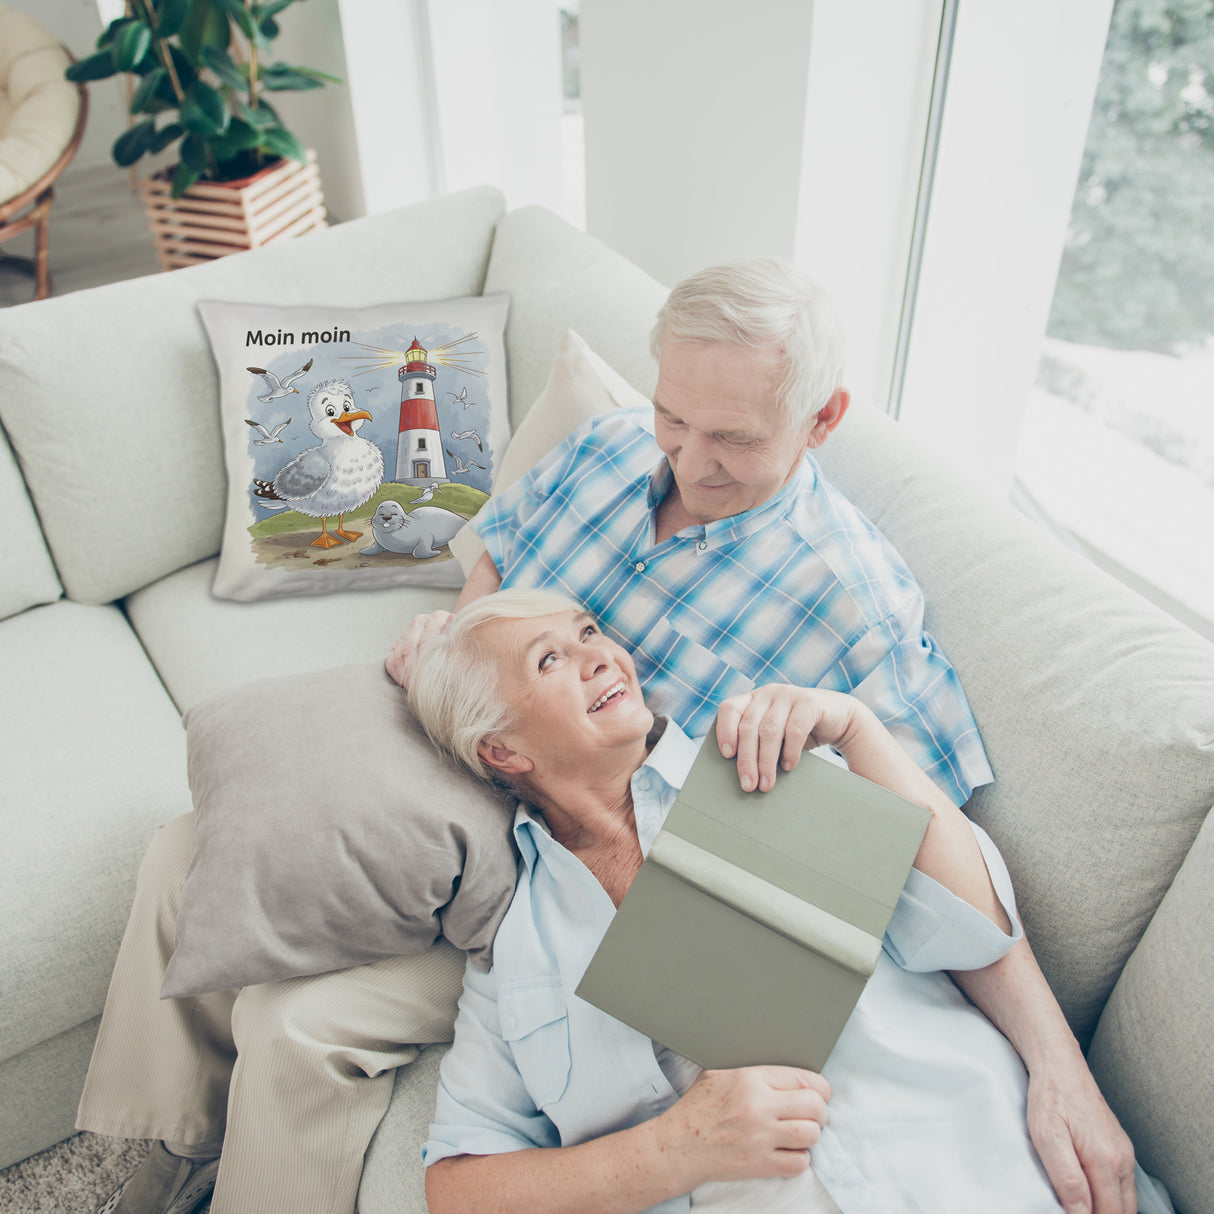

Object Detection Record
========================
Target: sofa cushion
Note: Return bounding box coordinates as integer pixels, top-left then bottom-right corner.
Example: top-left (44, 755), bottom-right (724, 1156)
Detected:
top-left (163, 663), bottom-right (517, 997)
top-left (483, 205), bottom-right (667, 426)
top-left (0, 421), bottom-right (60, 620)
top-left (124, 557), bottom-right (455, 714)
top-left (450, 329), bottom-right (644, 575)
top-left (0, 599), bottom-right (192, 1063)
top-left (813, 402), bottom-right (1214, 1046)
top-left (1087, 804), bottom-right (1213, 1214)
top-left (0, 185), bottom-right (505, 606)
top-left (197, 293), bottom-right (509, 601)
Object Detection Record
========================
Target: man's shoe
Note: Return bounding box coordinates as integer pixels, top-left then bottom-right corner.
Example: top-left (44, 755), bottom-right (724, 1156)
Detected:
top-left (96, 1142), bottom-right (220, 1214)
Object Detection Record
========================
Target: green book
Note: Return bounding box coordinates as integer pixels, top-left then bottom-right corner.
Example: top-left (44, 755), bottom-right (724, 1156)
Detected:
top-left (575, 745), bottom-right (932, 1072)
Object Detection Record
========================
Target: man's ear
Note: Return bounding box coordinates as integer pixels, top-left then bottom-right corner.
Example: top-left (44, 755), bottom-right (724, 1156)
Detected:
top-left (806, 388), bottom-right (850, 450)
top-left (477, 738), bottom-right (534, 777)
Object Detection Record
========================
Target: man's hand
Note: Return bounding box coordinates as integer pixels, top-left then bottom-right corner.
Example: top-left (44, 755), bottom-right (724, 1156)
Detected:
top-left (385, 610), bottom-right (453, 689)
top-left (653, 1066), bottom-right (830, 1186)
top-left (1026, 1062), bottom-right (1137, 1214)
top-left (715, 684), bottom-right (859, 792)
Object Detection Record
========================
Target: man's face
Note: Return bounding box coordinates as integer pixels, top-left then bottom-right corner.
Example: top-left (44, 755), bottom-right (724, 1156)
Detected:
top-left (652, 340), bottom-right (816, 524)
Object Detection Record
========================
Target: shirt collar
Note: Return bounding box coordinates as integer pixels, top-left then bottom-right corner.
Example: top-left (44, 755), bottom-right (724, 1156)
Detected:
top-left (645, 456), bottom-right (818, 547)
top-left (512, 716), bottom-right (702, 869)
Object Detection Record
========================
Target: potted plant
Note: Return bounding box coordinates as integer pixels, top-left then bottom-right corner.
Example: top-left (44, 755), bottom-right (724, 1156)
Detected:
top-left (67, 0), bottom-right (340, 268)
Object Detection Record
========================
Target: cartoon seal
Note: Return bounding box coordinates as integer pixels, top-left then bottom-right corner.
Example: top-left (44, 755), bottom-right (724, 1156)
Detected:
top-left (360, 501), bottom-right (465, 559)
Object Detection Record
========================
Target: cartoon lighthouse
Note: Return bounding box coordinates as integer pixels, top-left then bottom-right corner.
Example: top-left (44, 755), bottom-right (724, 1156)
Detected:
top-left (394, 338), bottom-right (450, 485)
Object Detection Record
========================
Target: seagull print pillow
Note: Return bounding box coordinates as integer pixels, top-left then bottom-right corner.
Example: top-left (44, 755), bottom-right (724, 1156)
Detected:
top-left (198, 295), bottom-right (510, 601)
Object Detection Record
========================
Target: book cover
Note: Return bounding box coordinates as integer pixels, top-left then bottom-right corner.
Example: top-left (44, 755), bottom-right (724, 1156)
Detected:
top-left (575, 745), bottom-right (932, 1071)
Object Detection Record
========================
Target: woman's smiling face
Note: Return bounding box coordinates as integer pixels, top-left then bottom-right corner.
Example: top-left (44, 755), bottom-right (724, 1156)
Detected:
top-left (476, 610), bottom-right (653, 777)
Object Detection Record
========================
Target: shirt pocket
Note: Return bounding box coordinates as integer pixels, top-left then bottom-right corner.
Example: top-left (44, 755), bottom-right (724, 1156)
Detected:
top-left (499, 978), bottom-right (572, 1110)
top-left (634, 614), bottom-right (754, 723)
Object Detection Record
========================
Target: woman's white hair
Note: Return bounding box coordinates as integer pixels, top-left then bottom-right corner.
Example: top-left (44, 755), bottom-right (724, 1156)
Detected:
top-left (650, 258), bottom-right (846, 429)
top-left (408, 588), bottom-right (586, 781)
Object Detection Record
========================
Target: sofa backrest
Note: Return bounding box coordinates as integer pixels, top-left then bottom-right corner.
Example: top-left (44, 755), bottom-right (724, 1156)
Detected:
top-left (0, 185), bottom-right (507, 606)
top-left (0, 419), bottom-right (60, 620)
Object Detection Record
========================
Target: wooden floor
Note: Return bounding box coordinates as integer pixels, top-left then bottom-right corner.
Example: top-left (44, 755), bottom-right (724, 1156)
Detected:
top-left (0, 162), bottom-right (162, 308)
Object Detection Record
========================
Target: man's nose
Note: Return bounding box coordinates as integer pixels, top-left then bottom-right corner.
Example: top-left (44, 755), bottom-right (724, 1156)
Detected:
top-left (677, 430), bottom-right (719, 481)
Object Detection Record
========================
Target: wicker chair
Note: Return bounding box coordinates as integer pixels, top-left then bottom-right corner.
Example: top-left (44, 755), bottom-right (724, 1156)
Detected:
top-left (0, 5), bottom-right (86, 302)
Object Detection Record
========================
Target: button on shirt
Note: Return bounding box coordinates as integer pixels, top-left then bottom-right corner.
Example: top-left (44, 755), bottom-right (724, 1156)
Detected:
top-left (472, 407), bottom-right (992, 807)
top-left (423, 721), bottom-right (1065, 1213)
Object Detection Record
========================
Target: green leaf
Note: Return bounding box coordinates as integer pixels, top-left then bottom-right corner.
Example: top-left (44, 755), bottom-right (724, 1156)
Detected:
top-left (294, 66), bottom-right (343, 85)
top-left (112, 20), bottom-right (152, 72)
top-left (234, 97), bottom-right (279, 129)
top-left (180, 131), bottom-right (210, 172)
top-left (180, 0), bottom-right (231, 63)
top-left (67, 50), bottom-right (119, 83)
top-left (260, 125), bottom-right (305, 163)
top-left (112, 119), bottom-right (157, 167)
top-left (200, 44), bottom-right (248, 90)
top-left (259, 15), bottom-right (279, 40)
top-left (259, 63), bottom-right (323, 91)
top-left (129, 66), bottom-right (166, 113)
top-left (150, 121), bottom-right (185, 153)
top-left (96, 17), bottom-right (128, 50)
top-left (181, 81), bottom-right (230, 135)
top-left (171, 162), bottom-right (201, 197)
top-left (221, 118), bottom-right (263, 150)
top-left (155, 0), bottom-right (192, 40)
top-left (167, 44), bottom-right (198, 91)
top-left (255, 0), bottom-right (297, 19)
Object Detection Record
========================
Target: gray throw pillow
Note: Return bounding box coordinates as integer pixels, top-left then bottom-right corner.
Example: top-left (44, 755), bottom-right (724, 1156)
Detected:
top-left (161, 662), bottom-right (518, 998)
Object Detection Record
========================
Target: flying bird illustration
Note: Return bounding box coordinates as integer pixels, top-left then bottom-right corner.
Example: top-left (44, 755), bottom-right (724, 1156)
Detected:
top-left (445, 450), bottom-right (484, 475)
top-left (245, 418), bottom-right (291, 445)
top-left (246, 358), bottom-right (313, 402)
top-left (449, 428), bottom-right (482, 451)
top-left (251, 379), bottom-right (384, 548)
top-left (446, 387), bottom-right (469, 405)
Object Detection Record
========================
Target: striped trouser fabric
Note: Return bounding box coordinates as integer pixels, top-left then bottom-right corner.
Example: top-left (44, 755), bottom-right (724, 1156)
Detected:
top-left (76, 812), bottom-right (466, 1214)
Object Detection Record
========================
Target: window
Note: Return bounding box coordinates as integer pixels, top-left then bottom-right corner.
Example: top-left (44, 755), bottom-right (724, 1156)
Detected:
top-left (1014, 0), bottom-right (1214, 637)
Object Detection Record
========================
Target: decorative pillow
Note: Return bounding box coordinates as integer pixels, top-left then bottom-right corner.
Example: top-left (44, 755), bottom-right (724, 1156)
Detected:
top-left (162, 661), bottom-right (519, 998)
top-left (450, 328), bottom-right (650, 575)
top-left (198, 294), bottom-right (510, 602)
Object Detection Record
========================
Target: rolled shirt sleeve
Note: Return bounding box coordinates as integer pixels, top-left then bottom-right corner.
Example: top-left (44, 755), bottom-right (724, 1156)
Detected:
top-left (883, 821), bottom-right (1023, 973)
top-left (423, 958), bottom-right (560, 1167)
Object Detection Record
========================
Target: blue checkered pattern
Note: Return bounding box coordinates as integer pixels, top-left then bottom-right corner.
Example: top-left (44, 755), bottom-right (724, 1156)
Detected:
top-left (474, 408), bottom-right (992, 805)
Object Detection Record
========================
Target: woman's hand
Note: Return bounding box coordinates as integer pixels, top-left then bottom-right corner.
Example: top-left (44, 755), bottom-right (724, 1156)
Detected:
top-left (654, 1066), bottom-right (831, 1185)
top-left (385, 610), bottom-right (454, 688)
top-left (715, 685), bottom-right (861, 792)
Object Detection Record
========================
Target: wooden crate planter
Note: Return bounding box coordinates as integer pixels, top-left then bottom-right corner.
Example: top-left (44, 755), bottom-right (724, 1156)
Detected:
top-left (140, 150), bottom-right (327, 271)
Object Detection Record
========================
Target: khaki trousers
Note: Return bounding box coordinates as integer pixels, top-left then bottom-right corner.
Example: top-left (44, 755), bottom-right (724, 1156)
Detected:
top-left (76, 814), bottom-right (466, 1214)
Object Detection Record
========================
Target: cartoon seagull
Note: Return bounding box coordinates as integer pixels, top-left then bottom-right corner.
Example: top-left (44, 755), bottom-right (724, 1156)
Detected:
top-left (252, 379), bottom-right (384, 548)
top-left (413, 481), bottom-right (441, 503)
top-left (445, 450), bottom-right (484, 475)
top-left (245, 418), bottom-right (291, 445)
top-left (246, 357), bottom-right (314, 402)
top-left (449, 427), bottom-right (482, 451)
top-left (446, 387), bottom-right (469, 405)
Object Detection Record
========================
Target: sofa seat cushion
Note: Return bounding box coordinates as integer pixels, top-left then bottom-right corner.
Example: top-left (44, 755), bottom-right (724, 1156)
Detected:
top-left (0, 599), bottom-right (192, 1063)
top-left (484, 205), bottom-right (668, 426)
top-left (0, 422), bottom-right (60, 620)
top-left (123, 557), bottom-right (457, 714)
top-left (814, 401), bottom-right (1214, 1046)
top-left (0, 186), bottom-right (506, 607)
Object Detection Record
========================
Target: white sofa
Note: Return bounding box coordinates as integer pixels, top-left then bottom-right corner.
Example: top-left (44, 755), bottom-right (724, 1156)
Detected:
top-left (1, 186), bottom-right (1210, 1214)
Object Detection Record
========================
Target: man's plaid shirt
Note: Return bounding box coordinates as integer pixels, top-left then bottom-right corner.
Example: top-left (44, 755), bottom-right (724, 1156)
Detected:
top-left (474, 408), bottom-right (992, 806)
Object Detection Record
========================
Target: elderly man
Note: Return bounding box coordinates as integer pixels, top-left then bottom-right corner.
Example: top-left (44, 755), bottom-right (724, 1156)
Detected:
top-left (388, 259), bottom-right (1136, 1214)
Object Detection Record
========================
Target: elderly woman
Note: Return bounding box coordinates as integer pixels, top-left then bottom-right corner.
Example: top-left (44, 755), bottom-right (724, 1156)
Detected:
top-left (407, 588), bottom-right (1097, 1214)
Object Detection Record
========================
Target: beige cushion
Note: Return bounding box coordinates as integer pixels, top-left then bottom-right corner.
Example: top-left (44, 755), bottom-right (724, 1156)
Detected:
top-left (450, 329), bottom-right (645, 574)
top-left (0, 424), bottom-right (60, 620)
top-left (0, 7), bottom-right (77, 201)
top-left (163, 663), bottom-right (518, 997)
top-left (1088, 806), bottom-right (1214, 1214)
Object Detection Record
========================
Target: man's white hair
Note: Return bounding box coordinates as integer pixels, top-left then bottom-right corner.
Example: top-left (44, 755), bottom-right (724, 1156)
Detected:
top-left (650, 258), bottom-right (846, 429)
top-left (408, 588), bottom-right (586, 781)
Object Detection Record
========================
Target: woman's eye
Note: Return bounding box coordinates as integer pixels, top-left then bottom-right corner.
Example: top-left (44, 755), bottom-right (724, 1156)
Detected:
top-left (582, 625), bottom-right (598, 639)
top-left (539, 651), bottom-right (557, 671)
